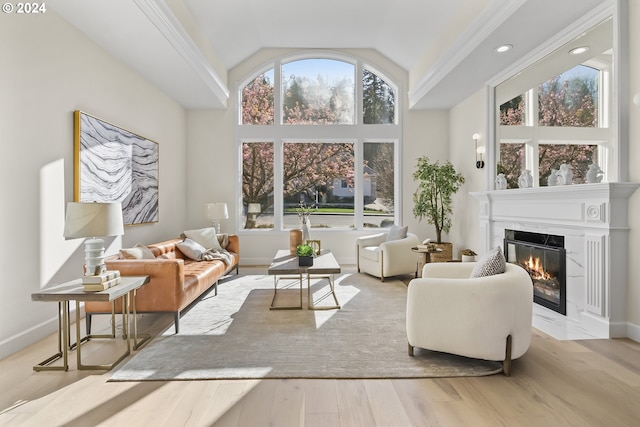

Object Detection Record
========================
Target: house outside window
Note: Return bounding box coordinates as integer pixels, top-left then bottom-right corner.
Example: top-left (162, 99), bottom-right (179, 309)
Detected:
top-left (238, 55), bottom-right (400, 230)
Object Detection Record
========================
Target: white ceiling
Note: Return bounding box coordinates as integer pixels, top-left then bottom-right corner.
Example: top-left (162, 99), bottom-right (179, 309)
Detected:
top-left (47, 0), bottom-right (610, 110)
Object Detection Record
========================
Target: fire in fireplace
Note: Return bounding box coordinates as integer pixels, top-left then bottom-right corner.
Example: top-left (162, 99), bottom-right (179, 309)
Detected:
top-left (504, 230), bottom-right (566, 315)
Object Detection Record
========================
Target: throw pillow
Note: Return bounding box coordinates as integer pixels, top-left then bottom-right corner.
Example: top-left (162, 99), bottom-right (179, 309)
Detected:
top-left (176, 238), bottom-right (206, 260)
top-left (470, 246), bottom-right (506, 278)
top-left (182, 227), bottom-right (223, 251)
top-left (120, 243), bottom-right (155, 260)
top-left (386, 224), bottom-right (408, 242)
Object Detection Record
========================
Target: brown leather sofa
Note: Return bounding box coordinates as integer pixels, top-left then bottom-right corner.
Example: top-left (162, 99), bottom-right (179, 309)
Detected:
top-left (85, 235), bottom-right (239, 333)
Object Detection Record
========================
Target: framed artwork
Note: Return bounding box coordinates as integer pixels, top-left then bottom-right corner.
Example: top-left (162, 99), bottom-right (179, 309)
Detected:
top-left (74, 111), bottom-right (159, 225)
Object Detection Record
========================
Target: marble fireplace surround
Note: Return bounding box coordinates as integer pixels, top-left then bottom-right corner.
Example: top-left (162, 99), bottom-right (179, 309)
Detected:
top-left (471, 183), bottom-right (639, 340)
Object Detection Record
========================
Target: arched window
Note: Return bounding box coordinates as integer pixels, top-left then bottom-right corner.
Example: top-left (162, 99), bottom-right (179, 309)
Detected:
top-left (238, 55), bottom-right (400, 231)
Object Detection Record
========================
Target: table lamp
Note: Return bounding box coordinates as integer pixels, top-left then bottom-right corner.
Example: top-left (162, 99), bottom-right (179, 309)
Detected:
top-left (64, 202), bottom-right (124, 276)
top-left (206, 202), bottom-right (228, 234)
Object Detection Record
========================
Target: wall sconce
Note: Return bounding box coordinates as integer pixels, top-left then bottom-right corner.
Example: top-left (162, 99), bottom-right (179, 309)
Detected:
top-left (473, 133), bottom-right (485, 168)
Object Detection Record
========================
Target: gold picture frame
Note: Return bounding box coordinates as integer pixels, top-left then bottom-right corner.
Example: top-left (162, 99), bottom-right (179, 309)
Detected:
top-left (306, 240), bottom-right (321, 255)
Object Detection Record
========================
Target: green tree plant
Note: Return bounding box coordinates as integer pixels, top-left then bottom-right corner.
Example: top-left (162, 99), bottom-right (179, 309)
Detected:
top-left (412, 156), bottom-right (465, 243)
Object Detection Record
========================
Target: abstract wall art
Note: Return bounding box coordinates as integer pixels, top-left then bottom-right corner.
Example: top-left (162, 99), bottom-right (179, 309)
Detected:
top-left (74, 111), bottom-right (159, 225)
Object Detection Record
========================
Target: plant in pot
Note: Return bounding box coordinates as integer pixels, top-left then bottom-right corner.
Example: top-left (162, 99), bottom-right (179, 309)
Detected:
top-left (296, 244), bottom-right (315, 266)
top-left (412, 156), bottom-right (465, 261)
top-left (460, 249), bottom-right (477, 262)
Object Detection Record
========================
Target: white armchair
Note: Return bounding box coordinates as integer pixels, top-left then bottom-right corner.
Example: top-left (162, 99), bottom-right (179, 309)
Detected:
top-left (406, 262), bottom-right (533, 375)
top-left (356, 231), bottom-right (420, 281)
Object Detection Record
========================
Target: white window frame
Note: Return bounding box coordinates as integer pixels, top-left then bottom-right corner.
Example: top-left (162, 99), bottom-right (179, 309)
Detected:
top-left (236, 52), bottom-right (402, 232)
top-left (498, 63), bottom-right (610, 186)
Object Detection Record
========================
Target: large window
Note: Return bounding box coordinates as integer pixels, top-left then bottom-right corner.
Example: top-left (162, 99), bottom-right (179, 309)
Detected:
top-left (238, 56), bottom-right (400, 230)
top-left (498, 64), bottom-right (607, 187)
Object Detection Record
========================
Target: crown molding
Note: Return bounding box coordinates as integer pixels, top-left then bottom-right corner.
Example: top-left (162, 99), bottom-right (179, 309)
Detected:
top-left (134, 0), bottom-right (229, 108)
top-left (408, 0), bottom-right (526, 109)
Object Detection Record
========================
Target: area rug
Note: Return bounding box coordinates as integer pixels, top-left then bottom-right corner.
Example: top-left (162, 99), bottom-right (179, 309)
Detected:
top-left (110, 273), bottom-right (502, 381)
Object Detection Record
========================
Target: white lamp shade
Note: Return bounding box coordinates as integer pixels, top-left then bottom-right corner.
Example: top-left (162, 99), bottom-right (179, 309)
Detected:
top-left (248, 203), bottom-right (261, 214)
top-left (207, 202), bottom-right (229, 220)
top-left (476, 146), bottom-right (486, 154)
top-left (472, 133), bottom-right (481, 140)
top-left (64, 202), bottom-right (124, 239)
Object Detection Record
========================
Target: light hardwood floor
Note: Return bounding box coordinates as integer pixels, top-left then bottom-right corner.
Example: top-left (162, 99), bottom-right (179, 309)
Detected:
top-left (2, 272), bottom-right (640, 427)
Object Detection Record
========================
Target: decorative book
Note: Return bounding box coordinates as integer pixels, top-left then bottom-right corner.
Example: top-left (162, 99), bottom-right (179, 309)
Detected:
top-left (82, 270), bottom-right (121, 284)
top-left (83, 276), bottom-right (122, 292)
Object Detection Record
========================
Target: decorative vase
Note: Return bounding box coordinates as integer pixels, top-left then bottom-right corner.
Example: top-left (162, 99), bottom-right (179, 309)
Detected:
top-left (301, 219), bottom-right (310, 242)
top-left (298, 255), bottom-right (314, 266)
top-left (462, 255), bottom-right (476, 262)
top-left (290, 229), bottom-right (303, 255)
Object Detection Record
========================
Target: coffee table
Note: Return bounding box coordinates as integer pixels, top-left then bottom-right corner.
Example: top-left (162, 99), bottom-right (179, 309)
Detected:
top-left (268, 249), bottom-right (341, 310)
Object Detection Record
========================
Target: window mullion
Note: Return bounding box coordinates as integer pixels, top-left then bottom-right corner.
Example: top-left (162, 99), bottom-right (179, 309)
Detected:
top-left (273, 139), bottom-right (283, 230)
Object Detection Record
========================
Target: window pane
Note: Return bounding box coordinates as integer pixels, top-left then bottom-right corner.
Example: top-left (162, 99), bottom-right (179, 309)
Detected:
top-left (363, 70), bottom-right (395, 124)
top-left (363, 142), bottom-right (395, 227)
top-left (282, 59), bottom-right (355, 125)
top-left (241, 70), bottom-right (275, 125)
top-left (283, 142), bottom-right (354, 229)
top-left (498, 143), bottom-right (526, 189)
top-left (500, 94), bottom-right (526, 126)
top-left (539, 144), bottom-right (598, 186)
top-left (242, 142), bottom-right (274, 229)
top-left (538, 65), bottom-right (598, 127)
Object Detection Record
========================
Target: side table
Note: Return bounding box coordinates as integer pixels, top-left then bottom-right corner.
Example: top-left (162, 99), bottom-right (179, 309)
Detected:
top-left (411, 247), bottom-right (443, 278)
top-left (31, 275), bottom-right (150, 371)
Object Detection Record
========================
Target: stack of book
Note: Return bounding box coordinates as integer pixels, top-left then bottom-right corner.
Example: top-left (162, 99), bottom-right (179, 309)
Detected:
top-left (82, 270), bottom-right (121, 292)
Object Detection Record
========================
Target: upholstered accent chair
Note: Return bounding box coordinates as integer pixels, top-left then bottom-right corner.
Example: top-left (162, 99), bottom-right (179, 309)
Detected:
top-left (356, 228), bottom-right (420, 281)
top-left (406, 261), bottom-right (533, 376)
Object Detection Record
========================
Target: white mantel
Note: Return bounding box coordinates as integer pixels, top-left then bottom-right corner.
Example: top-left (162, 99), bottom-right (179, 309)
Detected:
top-left (471, 183), bottom-right (639, 339)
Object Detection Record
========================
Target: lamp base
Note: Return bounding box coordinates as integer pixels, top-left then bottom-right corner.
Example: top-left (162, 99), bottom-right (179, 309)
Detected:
top-left (212, 221), bottom-right (221, 234)
top-left (84, 238), bottom-right (106, 276)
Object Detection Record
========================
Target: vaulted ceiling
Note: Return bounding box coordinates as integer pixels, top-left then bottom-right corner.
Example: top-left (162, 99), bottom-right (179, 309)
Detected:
top-left (47, 0), bottom-right (609, 110)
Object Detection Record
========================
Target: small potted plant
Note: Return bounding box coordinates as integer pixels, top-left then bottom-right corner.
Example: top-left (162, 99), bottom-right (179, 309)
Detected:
top-left (461, 249), bottom-right (477, 262)
top-left (296, 244), bottom-right (315, 266)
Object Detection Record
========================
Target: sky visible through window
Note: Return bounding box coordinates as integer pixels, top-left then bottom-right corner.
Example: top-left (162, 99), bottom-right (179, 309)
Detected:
top-left (283, 59), bottom-right (354, 84)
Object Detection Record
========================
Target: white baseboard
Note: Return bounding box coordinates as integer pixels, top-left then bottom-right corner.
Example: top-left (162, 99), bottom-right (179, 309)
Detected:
top-left (627, 321), bottom-right (640, 343)
top-left (0, 304), bottom-right (82, 360)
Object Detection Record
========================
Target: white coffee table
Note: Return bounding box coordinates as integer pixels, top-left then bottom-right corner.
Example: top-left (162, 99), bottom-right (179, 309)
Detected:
top-left (267, 249), bottom-right (341, 310)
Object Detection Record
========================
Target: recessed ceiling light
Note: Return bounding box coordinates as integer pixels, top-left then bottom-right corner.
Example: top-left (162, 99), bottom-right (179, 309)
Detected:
top-left (495, 44), bottom-right (512, 53)
top-left (569, 46), bottom-right (589, 55)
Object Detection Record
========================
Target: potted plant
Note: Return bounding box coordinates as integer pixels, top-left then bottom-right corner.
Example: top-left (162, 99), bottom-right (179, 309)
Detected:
top-left (296, 244), bottom-right (315, 266)
top-left (461, 249), bottom-right (477, 262)
top-left (412, 156), bottom-right (465, 261)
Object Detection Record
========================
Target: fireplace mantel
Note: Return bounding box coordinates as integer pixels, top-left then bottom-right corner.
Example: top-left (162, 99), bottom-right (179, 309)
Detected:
top-left (470, 182), bottom-right (639, 339)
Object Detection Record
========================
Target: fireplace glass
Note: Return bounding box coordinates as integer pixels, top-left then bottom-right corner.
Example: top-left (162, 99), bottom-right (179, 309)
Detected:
top-left (504, 230), bottom-right (566, 315)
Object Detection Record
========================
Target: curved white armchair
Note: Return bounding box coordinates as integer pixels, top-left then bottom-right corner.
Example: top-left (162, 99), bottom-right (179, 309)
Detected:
top-left (406, 262), bottom-right (533, 375)
top-left (356, 231), bottom-right (420, 281)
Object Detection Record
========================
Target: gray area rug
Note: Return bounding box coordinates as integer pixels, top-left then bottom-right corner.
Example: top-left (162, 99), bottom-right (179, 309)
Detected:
top-left (110, 273), bottom-right (502, 381)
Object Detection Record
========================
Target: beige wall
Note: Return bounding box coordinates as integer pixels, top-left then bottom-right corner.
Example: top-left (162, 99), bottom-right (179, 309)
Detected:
top-left (448, 88), bottom-right (488, 258)
top-left (0, 11), bottom-right (188, 358)
top-left (626, 0), bottom-right (640, 340)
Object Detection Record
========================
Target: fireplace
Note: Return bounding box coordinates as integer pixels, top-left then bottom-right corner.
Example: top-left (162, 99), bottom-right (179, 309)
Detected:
top-left (504, 230), bottom-right (566, 315)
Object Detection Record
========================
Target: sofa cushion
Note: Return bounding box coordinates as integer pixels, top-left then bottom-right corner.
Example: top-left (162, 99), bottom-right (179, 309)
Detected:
top-left (120, 244), bottom-right (155, 260)
top-left (361, 246), bottom-right (381, 262)
top-left (176, 238), bottom-right (207, 260)
top-left (470, 246), bottom-right (506, 278)
top-left (183, 227), bottom-right (223, 251)
top-left (386, 224), bottom-right (408, 242)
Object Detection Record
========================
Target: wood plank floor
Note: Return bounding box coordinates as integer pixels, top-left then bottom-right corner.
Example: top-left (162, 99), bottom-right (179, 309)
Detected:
top-left (2, 275), bottom-right (640, 426)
